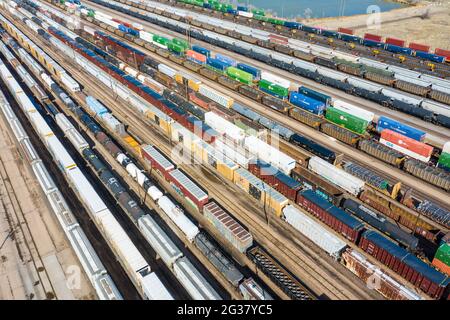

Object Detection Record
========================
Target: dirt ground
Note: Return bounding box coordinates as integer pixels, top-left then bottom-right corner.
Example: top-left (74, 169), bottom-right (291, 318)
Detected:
top-left (301, 1), bottom-right (450, 50)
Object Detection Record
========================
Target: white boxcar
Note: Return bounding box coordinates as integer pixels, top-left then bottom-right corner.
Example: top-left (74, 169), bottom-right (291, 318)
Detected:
top-left (244, 136), bottom-right (296, 175)
top-left (283, 205), bottom-right (347, 259)
top-left (138, 215), bottom-right (183, 267)
top-left (380, 88), bottom-right (423, 106)
top-left (214, 139), bottom-right (253, 168)
top-left (238, 10), bottom-right (253, 18)
top-left (332, 100), bottom-right (375, 122)
top-left (158, 64), bottom-right (177, 78)
top-left (65, 128), bottom-right (89, 151)
top-left (95, 274), bottom-right (123, 300)
top-left (293, 59), bottom-right (318, 72)
top-left (141, 272), bottom-right (173, 300)
top-left (260, 71), bottom-right (290, 89)
top-left (198, 85), bottom-right (234, 108)
top-left (308, 157), bottom-right (365, 196)
top-left (394, 74), bottom-right (431, 87)
top-left (55, 113), bottom-right (74, 132)
top-left (358, 57), bottom-right (389, 70)
top-left (95, 209), bottom-right (150, 276)
top-left (204, 112), bottom-right (245, 143)
top-left (46, 135), bottom-right (77, 170)
top-left (66, 167), bottom-right (109, 215)
top-left (420, 100), bottom-right (450, 118)
top-left (157, 196), bottom-right (200, 242)
top-left (100, 113), bottom-right (125, 136)
top-left (317, 67), bottom-right (348, 82)
top-left (173, 257), bottom-right (222, 300)
top-left (387, 65), bottom-right (422, 79)
top-left (32, 160), bottom-right (57, 195)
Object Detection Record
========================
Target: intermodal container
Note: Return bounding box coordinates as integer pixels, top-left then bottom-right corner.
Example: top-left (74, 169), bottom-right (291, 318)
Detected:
top-left (325, 107), bottom-right (369, 134)
top-left (377, 116), bottom-right (425, 142)
top-left (226, 66), bottom-right (253, 85)
top-left (438, 152), bottom-right (450, 170)
top-left (298, 86), bottom-right (331, 106)
top-left (380, 130), bottom-right (433, 163)
top-left (435, 48), bottom-right (450, 59)
top-left (206, 57), bottom-right (230, 71)
top-left (432, 243), bottom-right (449, 276)
top-left (409, 42), bottom-right (430, 53)
top-left (289, 92), bottom-right (325, 115)
top-left (258, 79), bottom-right (289, 99)
top-left (215, 53), bottom-right (237, 67)
top-left (364, 33), bottom-right (382, 42)
top-left (192, 45), bottom-right (211, 57)
top-left (385, 37), bottom-right (405, 47)
top-left (237, 63), bottom-right (261, 80)
top-left (338, 27), bottom-right (353, 35)
top-left (186, 49), bottom-right (207, 64)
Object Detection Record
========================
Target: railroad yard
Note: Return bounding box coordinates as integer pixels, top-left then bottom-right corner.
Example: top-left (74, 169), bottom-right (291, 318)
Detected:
top-left (0, 0), bottom-right (449, 302)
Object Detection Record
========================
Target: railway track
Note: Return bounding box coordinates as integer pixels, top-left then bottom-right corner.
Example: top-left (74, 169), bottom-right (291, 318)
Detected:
top-left (84, 0), bottom-right (450, 145)
top-left (38, 39), bottom-right (384, 300)
top-left (67, 13), bottom-right (450, 217)
top-left (0, 126), bottom-right (56, 300)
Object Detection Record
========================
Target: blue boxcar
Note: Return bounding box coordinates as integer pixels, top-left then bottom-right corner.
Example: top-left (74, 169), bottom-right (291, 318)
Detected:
top-left (289, 92), bottom-right (325, 115)
top-left (192, 45), bottom-right (211, 57)
top-left (86, 96), bottom-right (109, 116)
top-left (321, 30), bottom-right (339, 38)
top-left (385, 44), bottom-right (413, 55)
top-left (340, 33), bottom-right (362, 43)
top-left (236, 62), bottom-right (261, 79)
top-left (206, 57), bottom-right (230, 71)
top-left (415, 51), bottom-right (446, 63)
top-left (289, 133), bottom-right (336, 163)
top-left (362, 39), bottom-right (385, 48)
top-left (283, 21), bottom-right (302, 29)
top-left (377, 116), bottom-right (426, 141)
top-left (231, 103), bottom-right (261, 122)
top-left (227, 9), bottom-right (237, 15)
top-left (298, 86), bottom-right (331, 106)
top-left (237, 6), bottom-right (248, 11)
top-left (302, 25), bottom-right (319, 34)
top-left (203, 3), bottom-right (212, 9)
top-left (215, 53), bottom-right (236, 66)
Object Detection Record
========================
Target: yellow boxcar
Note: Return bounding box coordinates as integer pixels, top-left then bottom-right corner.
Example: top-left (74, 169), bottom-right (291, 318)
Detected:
top-left (123, 135), bottom-right (141, 155)
top-left (170, 122), bottom-right (199, 156)
top-left (233, 167), bottom-right (250, 193)
top-left (193, 140), bottom-right (238, 181)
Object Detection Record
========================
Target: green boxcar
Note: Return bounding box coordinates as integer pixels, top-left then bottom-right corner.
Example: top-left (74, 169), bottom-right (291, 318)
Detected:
top-left (153, 35), bottom-right (170, 46)
top-left (87, 9), bottom-right (95, 17)
top-left (258, 79), bottom-right (288, 99)
top-left (434, 243), bottom-right (449, 267)
top-left (172, 38), bottom-right (189, 49)
top-left (325, 107), bottom-right (368, 134)
top-left (168, 42), bottom-right (186, 54)
top-left (438, 152), bottom-right (450, 169)
top-left (267, 17), bottom-right (284, 25)
top-left (226, 67), bottom-right (253, 85)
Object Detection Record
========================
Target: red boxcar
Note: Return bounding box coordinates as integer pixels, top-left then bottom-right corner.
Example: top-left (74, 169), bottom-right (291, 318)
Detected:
top-left (409, 42), bottom-right (430, 53)
top-left (385, 37), bottom-right (405, 47)
top-left (359, 230), bottom-right (449, 299)
top-left (167, 169), bottom-right (208, 211)
top-left (189, 92), bottom-right (213, 110)
top-left (296, 190), bottom-right (364, 242)
top-left (364, 33), bottom-right (382, 43)
top-left (338, 27), bottom-right (353, 35)
top-left (380, 129), bottom-right (433, 160)
top-left (269, 34), bottom-right (288, 45)
top-left (141, 145), bottom-right (175, 179)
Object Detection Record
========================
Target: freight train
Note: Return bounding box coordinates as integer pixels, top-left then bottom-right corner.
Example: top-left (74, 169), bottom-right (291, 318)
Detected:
top-left (0, 85), bottom-right (122, 300)
top-left (7, 4), bottom-right (450, 300)
top-left (0, 52), bottom-right (172, 300)
top-left (77, 0), bottom-right (450, 128)
top-left (162, 0), bottom-right (450, 66)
